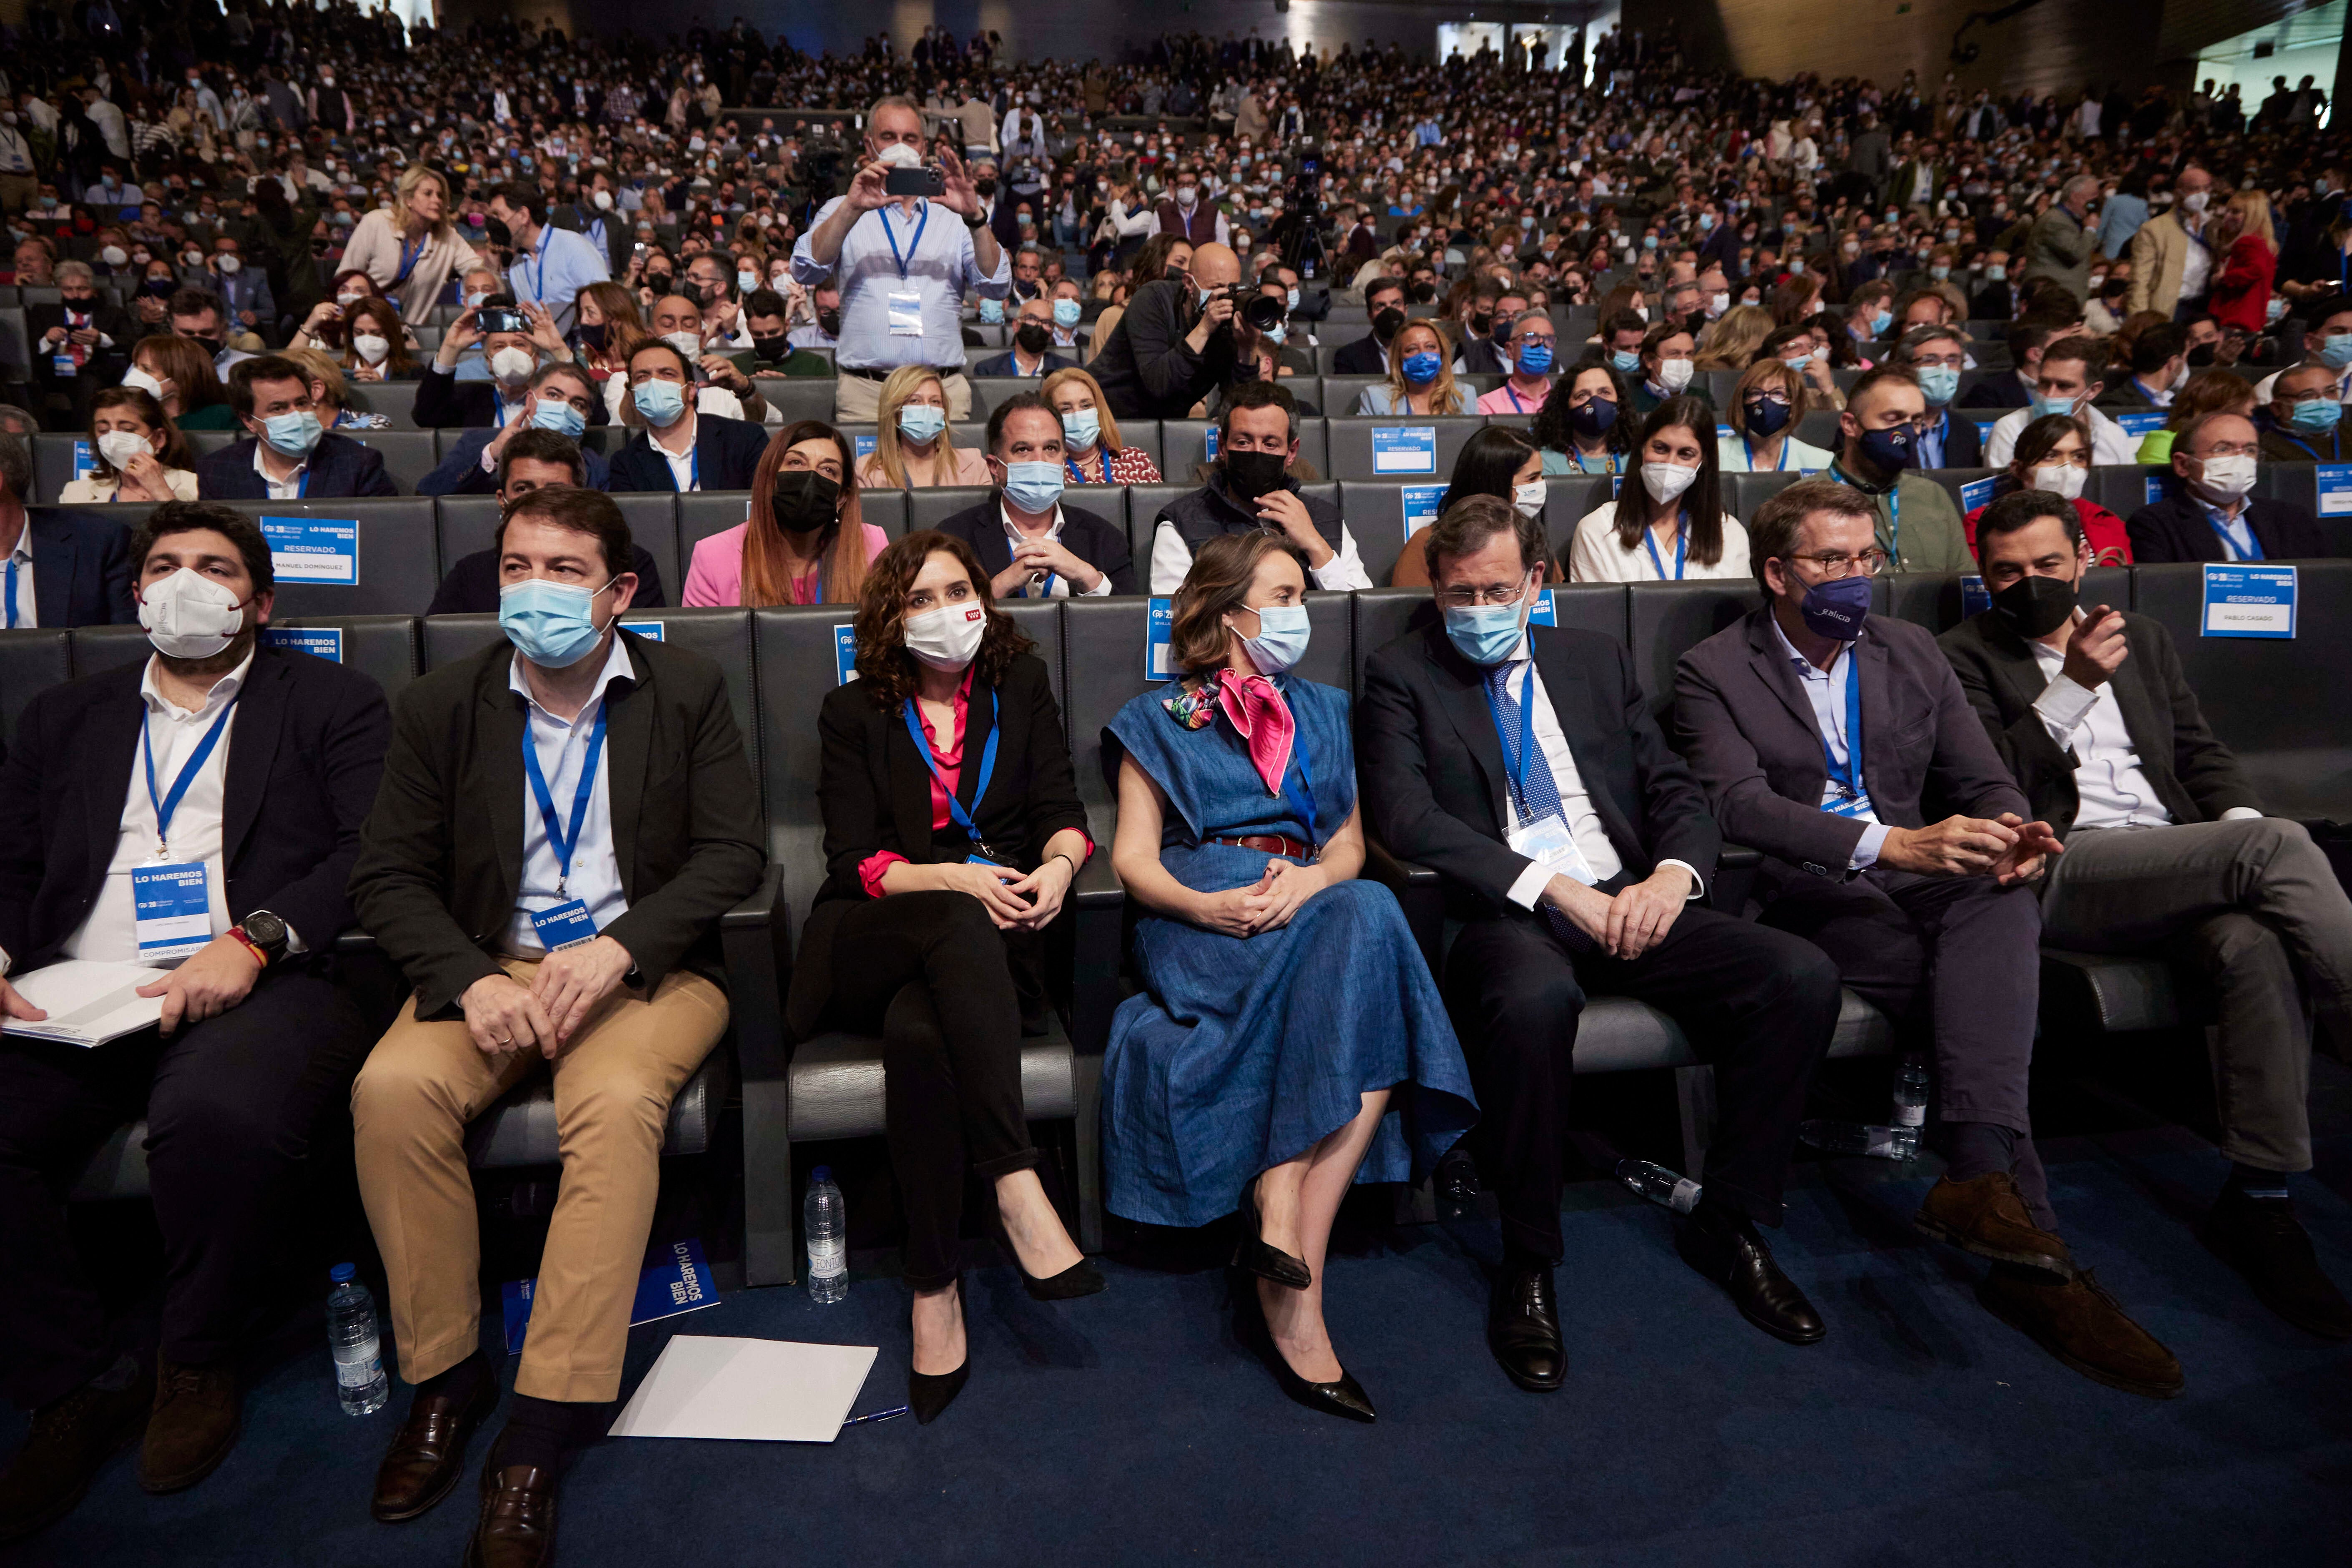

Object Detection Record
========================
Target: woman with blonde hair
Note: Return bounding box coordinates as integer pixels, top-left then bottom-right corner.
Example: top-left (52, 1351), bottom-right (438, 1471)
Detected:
top-left (2208, 189), bottom-right (2278, 337)
top-left (342, 164), bottom-right (482, 320)
top-left (60, 387), bottom-right (199, 503)
top-left (1355, 319), bottom-right (1470, 415)
top-left (683, 422), bottom-right (889, 606)
top-left (858, 366), bottom-right (990, 489)
top-left (1693, 304), bottom-right (1774, 371)
top-left (1042, 367), bottom-right (1163, 483)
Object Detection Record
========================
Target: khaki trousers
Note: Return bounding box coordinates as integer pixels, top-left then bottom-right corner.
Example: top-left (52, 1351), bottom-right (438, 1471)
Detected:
top-left (832, 369), bottom-right (971, 423)
top-left (352, 958), bottom-right (729, 1402)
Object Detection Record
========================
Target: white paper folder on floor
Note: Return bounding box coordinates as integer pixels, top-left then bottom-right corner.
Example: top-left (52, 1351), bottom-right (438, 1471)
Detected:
top-left (607, 1337), bottom-right (878, 1442)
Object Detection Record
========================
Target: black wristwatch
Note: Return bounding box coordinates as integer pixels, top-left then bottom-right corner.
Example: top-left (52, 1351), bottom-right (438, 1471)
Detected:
top-left (234, 910), bottom-right (290, 966)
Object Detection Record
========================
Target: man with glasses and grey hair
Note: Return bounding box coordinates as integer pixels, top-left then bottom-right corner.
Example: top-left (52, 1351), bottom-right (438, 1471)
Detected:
top-left (1672, 476), bottom-right (2184, 1401)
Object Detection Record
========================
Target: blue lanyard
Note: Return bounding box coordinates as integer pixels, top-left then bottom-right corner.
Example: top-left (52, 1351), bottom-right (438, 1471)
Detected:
top-left (1574, 448), bottom-right (1620, 475)
top-left (1485, 661), bottom-right (1540, 826)
top-left (1741, 433), bottom-right (1787, 471)
top-left (1819, 652), bottom-right (1867, 814)
top-left (879, 200), bottom-right (930, 282)
top-left (525, 226), bottom-right (552, 300)
top-left (1064, 448), bottom-right (1112, 484)
top-left (1505, 381), bottom-right (1538, 412)
top-left (1641, 519), bottom-right (1688, 580)
top-left (142, 695), bottom-right (240, 857)
top-left (520, 702), bottom-right (609, 895)
top-left (4, 558), bottom-right (16, 628)
top-left (2205, 506), bottom-right (2262, 560)
top-left (393, 232), bottom-right (426, 286)
top-left (902, 685), bottom-right (1000, 843)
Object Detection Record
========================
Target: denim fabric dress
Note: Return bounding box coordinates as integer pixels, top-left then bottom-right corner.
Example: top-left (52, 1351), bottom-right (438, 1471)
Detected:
top-left (1101, 673), bottom-right (1478, 1228)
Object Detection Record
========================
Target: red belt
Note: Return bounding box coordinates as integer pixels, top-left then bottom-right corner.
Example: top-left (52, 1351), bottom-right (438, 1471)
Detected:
top-left (1212, 834), bottom-right (1312, 860)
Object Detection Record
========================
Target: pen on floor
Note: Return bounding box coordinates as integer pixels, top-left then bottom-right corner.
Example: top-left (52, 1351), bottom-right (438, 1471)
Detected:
top-left (841, 1405), bottom-right (910, 1427)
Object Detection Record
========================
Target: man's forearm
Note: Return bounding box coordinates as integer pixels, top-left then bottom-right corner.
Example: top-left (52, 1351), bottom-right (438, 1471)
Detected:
top-left (805, 199), bottom-right (860, 268)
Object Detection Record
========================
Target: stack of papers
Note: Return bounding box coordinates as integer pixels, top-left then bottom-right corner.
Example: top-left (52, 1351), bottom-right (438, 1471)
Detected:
top-left (608, 1337), bottom-right (878, 1443)
top-left (0, 960), bottom-right (166, 1047)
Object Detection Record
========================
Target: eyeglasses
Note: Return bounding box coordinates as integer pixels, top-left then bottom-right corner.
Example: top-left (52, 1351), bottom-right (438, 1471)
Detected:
top-left (1787, 550), bottom-right (1890, 579)
top-left (1435, 583), bottom-right (1530, 609)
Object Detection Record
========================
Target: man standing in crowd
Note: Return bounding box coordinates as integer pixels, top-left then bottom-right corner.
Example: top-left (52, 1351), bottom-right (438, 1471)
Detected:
top-left (0, 503), bottom-right (388, 1542)
top-left (486, 183), bottom-right (610, 339)
top-left (2128, 166), bottom-right (2216, 320)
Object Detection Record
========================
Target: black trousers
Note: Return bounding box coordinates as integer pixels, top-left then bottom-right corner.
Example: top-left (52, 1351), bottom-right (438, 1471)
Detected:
top-left (0, 965), bottom-right (372, 1409)
top-left (1443, 902), bottom-right (1844, 1261)
top-left (822, 892), bottom-right (1040, 1289)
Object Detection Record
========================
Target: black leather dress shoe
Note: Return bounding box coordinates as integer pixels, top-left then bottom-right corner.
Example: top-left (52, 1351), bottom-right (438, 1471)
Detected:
top-left (1435, 1144), bottom-right (1481, 1207)
top-left (1677, 1207), bottom-right (1826, 1345)
top-left (1488, 1257), bottom-right (1565, 1392)
top-left (2200, 1186), bottom-right (2352, 1340)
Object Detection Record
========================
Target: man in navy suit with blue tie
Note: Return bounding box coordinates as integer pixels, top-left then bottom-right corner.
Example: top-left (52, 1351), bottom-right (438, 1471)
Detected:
top-left (0, 434), bottom-right (134, 629)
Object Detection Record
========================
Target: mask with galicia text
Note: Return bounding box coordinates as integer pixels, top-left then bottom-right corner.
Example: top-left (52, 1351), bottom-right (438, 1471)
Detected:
top-left (1796, 570), bottom-right (1872, 641)
top-left (500, 576), bottom-right (613, 668)
top-left (139, 568), bottom-right (250, 659)
top-left (1990, 573), bottom-right (2078, 639)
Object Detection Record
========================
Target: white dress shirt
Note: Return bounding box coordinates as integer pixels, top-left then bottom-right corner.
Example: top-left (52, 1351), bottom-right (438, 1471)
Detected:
top-left (1000, 503), bottom-right (1113, 599)
top-left (790, 195), bottom-right (1010, 374)
top-left (649, 407), bottom-right (700, 492)
top-left (1148, 520), bottom-right (1372, 596)
top-left (2177, 214), bottom-right (2212, 300)
top-left (1768, 616), bottom-right (1890, 869)
top-left (504, 636), bottom-right (633, 956)
top-left (2028, 617), bottom-right (2262, 832)
top-left (63, 655), bottom-right (252, 965)
top-left (4, 525), bottom-right (36, 629)
top-left (253, 442), bottom-right (308, 500)
top-left (1985, 401), bottom-right (2137, 467)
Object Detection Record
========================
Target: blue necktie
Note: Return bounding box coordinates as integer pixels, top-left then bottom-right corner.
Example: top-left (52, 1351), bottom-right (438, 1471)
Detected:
top-left (1485, 662), bottom-right (1598, 954)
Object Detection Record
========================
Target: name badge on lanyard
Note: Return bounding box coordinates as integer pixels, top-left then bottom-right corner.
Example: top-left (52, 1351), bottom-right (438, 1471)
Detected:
top-left (134, 699), bottom-right (239, 961)
top-left (904, 685), bottom-right (1005, 864)
top-left (1490, 666), bottom-right (1598, 885)
top-left (522, 704), bottom-right (610, 951)
top-left (1822, 653), bottom-right (1872, 817)
top-left (882, 203), bottom-right (928, 337)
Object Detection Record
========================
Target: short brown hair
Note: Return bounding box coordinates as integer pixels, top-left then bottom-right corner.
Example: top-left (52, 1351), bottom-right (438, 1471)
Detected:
top-left (1424, 493), bottom-right (1545, 583)
top-left (496, 485), bottom-right (635, 578)
top-left (131, 501), bottom-right (273, 592)
top-left (1168, 532), bottom-right (1294, 674)
top-left (1746, 477), bottom-right (1878, 591)
top-left (850, 530), bottom-right (1034, 707)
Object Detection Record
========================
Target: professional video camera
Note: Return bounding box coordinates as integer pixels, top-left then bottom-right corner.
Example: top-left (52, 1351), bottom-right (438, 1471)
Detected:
top-left (1281, 140), bottom-right (1327, 279)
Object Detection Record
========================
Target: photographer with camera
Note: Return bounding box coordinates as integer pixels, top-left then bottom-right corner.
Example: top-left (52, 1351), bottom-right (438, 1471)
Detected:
top-left (1088, 242), bottom-right (1280, 421)
top-left (792, 94), bottom-right (1009, 424)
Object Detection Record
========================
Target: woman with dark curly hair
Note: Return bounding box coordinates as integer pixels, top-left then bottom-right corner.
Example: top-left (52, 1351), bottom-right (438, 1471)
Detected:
top-left (1530, 358), bottom-right (1637, 476)
top-left (790, 530), bottom-right (1104, 1425)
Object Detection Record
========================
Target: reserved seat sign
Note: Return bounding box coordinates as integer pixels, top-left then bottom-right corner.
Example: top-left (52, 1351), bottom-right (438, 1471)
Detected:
top-left (2202, 563), bottom-right (2296, 639)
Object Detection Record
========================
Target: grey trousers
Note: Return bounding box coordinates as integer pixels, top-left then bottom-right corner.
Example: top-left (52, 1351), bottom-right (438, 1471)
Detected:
top-left (2040, 817), bottom-right (2352, 1172)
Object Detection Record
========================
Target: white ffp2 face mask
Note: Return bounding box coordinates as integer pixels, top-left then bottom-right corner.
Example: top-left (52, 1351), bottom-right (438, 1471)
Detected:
top-left (2028, 464), bottom-right (2086, 501)
top-left (904, 601), bottom-right (987, 671)
top-left (138, 568), bottom-right (249, 659)
top-left (1642, 461), bottom-right (1698, 505)
top-left (96, 430), bottom-right (154, 468)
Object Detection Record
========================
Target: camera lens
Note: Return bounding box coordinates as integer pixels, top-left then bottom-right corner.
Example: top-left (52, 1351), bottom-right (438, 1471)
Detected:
top-left (1241, 294), bottom-right (1286, 332)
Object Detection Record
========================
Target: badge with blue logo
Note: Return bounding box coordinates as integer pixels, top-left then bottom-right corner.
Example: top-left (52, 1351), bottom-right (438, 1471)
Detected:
top-left (1146, 597), bottom-right (1176, 680)
top-left (259, 517), bottom-right (360, 583)
top-left (834, 623), bottom-right (859, 684)
top-left (131, 862), bottom-right (211, 961)
top-left (618, 620), bottom-right (666, 641)
top-left (1371, 425), bottom-right (1437, 475)
top-left (2201, 564), bottom-right (2295, 639)
top-left (1400, 483), bottom-right (1445, 540)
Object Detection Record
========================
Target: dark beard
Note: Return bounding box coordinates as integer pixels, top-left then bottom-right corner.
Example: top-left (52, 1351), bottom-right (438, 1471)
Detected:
top-left (159, 625), bottom-right (257, 683)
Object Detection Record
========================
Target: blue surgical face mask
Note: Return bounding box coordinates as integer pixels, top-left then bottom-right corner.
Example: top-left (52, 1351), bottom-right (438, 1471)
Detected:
top-left (1513, 342), bottom-right (1554, 376)
top-left (1609, 349), bottom-right (1640, 374)
top-left (1235, 602), bottom-right (1310, 675)
top-left (898, 403), bottom-right (947, 444)
top-left (2030, 393), bottom-right (2078, 420)
top-left (1870, 309), bottom-right (1893, 337)
top-left (2319, 332), bottom-right (2352, 369)
top-left (1917, 365), bottom-right (1961, 406)
top-left (979, 297), bottom-right (1004, 323)
top-left (1051, 297), bottom-right (1081, 327)
top-left (2289, 397), bottom-right (2344, 433)
top-left (1984, 264), bottom-right (2007, 282)
top-left (260, 410), bottom-right (322, 457)
top-left (1401, 350), bottom-right (1442, 384)
top-left (1929, 264), bottom-right (1950, 281)
top-left (1002, 459), bottom-right (1064, 512)
top-left (1060, 408), bottom-right (1100, 451)
top-left (631, 378), bottom-right (686, 425)
top-left (1442, 578), bottom-right (1535, 666)
top-left (1286, 286), bottom-right (1300, 312)
top-left (499, 575), bottom-right (612, 668)
top-left (530, 396), bottom-right (587, 440)
top-left (1797, 572), bottom-right (1872, 641)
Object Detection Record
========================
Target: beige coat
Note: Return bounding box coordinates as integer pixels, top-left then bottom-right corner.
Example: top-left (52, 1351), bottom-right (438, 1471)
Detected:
top-left (2126, 209), bottom-right (2203, 318)
top-left (342, 206), bottom-right (483, 322)
top-left (60, 467), bottom-right (200, 504)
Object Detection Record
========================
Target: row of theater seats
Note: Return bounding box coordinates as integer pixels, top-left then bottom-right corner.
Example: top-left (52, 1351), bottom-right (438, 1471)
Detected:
top-left (9, 566), bottom-right (2343, 1283)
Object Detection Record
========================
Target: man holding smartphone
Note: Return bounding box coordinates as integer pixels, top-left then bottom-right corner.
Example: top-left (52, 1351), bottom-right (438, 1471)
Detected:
top-left (792, 94), bottom-right (1009, 423)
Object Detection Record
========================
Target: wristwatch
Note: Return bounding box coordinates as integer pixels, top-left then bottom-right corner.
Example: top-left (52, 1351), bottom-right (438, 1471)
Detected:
top-left (231, 910), bottom-right (289, 967)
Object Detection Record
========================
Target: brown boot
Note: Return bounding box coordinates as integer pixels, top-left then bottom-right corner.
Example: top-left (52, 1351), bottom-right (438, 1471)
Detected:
top-left (1912, 1172), bottom-right (2073, 1275)
top-left (138, 1359), bottom-right (239, 1494)
top-left (1978, 1263), bottom-right (2185, 1400)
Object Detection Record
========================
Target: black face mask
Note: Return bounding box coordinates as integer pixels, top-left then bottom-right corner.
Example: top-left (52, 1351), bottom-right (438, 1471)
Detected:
top-left (1224, 448), bottom-right (1288, 501)
top-left (1470, 309), bottom-right (1494, 335)
top-left (1991, 572), bottom-right (2078, 638)
top-left (578, 321), bottom-right (607, 351)
top-left (646, 270), bottom-right (674, 293)
top-left (1372, 306), bottom-right (1405, 341)
top-left (678, 279), bottom-right (712, 308)
top-left (770, 469), bottom-right (841, 533)
top-left (142, 277), bottom-right (176, 297)
top-left (1568, 398), bottom-right (1617, 437)
top-left (973, 178), bottom-right (996, 199)
top-left (485, 217), bottom-right (513, 249)
top-left (1407, 281), bottom-right (1437, 304)
top-left (751, 334), bottom-right (792, 363)
top-left (184, 334), bottom-right (222, 357)
top-left (1014, 322), bottom-right (1050, 354)
top-left (1743, 395), bottom-right (1793, 437)
top-left (2185, 342), bottom-right (2216, 368)
top-left (816, 307), bottom-right (841, 336)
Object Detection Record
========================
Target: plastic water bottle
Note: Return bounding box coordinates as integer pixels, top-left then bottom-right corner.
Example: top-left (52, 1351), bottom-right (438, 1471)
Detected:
top-left (326, 1264), bottom-right (387, 1416)
top-left (1799, 1120), bottom-right (1906, 1159)
top-left (1616, 1158), bottom-right (1702, 1214)
top-left (805, 1166), bottom-right (849, 1304)
top-left (1889, 1055), bottom-right (1929, 1160)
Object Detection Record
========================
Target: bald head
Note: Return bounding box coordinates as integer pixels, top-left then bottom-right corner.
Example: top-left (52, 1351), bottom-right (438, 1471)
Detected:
top-left (1188, 243), bottom-right (1241, 289)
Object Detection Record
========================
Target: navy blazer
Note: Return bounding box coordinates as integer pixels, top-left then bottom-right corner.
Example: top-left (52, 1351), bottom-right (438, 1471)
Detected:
top-left (195, 432), bottom-right (400, 500)
top-left (969, 349), bottom-right (1075, 378)
top-left (603, 412), bottom-right (771, 493)
top-left (416, 428), bottom-right (611, 496)
top-left (2124, 491), bottom-right (2330, 564)
top-left (1921, 407), bottom-right (1984, 468)
top-left (25, 508), bottom-right (136, 628)
top-left (932, 495), bottom-right (1137, 596)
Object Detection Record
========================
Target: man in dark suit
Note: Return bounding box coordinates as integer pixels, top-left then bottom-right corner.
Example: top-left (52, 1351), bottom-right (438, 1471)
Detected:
top-left (1331, 275), bottom-right (1408, 376)
top-left (1889, 324), bottom-right (1984, 468)
top-left (932, 391), bottom-right (1134, 597)
top-left (347, 486), bottom-right (762, 1560)
top-left (0, 502), bottom-right (389, 1538)
top-left (27, 260), bottom-right (137, 430)
top-left (1087, 243), bottom-right (1249, 421)
top-left (546, 172), bottom-right (630, 276)
top-left (0, 435), bottom-right (133, 626)
top-left (1674, 477), bottom-right (2183, 1398)
top-left (2127, 412), bottom-right (2330, 562)
top-left (1942, 492), bottom-right (2352, 1341)
top-left (603, 339), bottom-right (771, 493)
top-left (970, 297), bottom-right (1077, 379)
top-left (2093, 323), bottom-right (2188, 415)
top-left (423, 432), bottom-right (664, 616)
top-left (415, 363), bottom-right (609, 497)
top-left (1957, 315), bottom-right (2068, 410)
top-left (1358, 496), bottom-right (1846, 1390)
top-left (193, 355), bottom-right (399, 500)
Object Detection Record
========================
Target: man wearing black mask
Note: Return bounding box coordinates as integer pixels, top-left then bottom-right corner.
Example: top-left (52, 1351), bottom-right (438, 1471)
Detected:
top-left (789, 283), bottom-right (841, 349)
top-left (1454, 280), bottom-right (1506, 374)
top-left (972, 297), bottom-right (1074, 377)
top-left (1145, 379), bottom-right (1370, 592)
top-left (1334, 275), bottom-right (1409, 374)
top-left (167, 290), bottom-right (251, 377)
top-left (1825, 368), bottom-right (1971, 571)
top-left (741, 289), bottom-right (832, 378)
top-left (1941, 491), bottom-right (2352, 1343)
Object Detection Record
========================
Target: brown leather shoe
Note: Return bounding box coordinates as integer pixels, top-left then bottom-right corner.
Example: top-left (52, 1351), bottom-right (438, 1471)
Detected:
top-left (1912, 1172), bottom-right (2073, 1276)
top-left (0, 1366), bottom-right (153, 1543)
top-left (465, 1461), bottom-right (558, 1568)
top-left (138, 1359), bottom-right (239, 1495)
top-left (1978, 1263), bottom-right (2185, 1400)
top-left (372, 1373), bottom-right (500, 1522)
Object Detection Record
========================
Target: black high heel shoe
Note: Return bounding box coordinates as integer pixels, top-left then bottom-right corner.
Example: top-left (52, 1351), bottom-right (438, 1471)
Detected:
top-left (990, 1204), bottom-right (1108, 1301)
top-left (1232, 1180), bottom-right (1312, 1290)
top-left (1230, 1270), bottom-right (1377, 1425)
top-left (908, 1277), bottom-right (970, 1426)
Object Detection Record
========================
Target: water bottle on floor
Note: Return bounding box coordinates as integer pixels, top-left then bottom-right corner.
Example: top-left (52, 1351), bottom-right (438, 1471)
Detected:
top-left (1616, 1158), bottom-right (1702, 1214)
top-left (1889, 1055), bottom-right (1928, 1160)
top-left (1799, 1120), bottom-right (1906, 1159)
top-left (805, 1166), bottom-right (849, 1304)
top-left (326, 1264), bottom-right (387, 1416)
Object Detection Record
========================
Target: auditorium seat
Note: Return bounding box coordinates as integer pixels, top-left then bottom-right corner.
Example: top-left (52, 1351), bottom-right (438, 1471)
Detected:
top-left (906, 484), bottom-right (993, 533)
top-left (241, 497), bottom-right (440, 617)
top-left (333, 428), bottom-right (440, 493)
top-left (1158, 416), bottom-right (1331, 482)
top-left (0, 627), bottom-right (70, 747)
top-left (434, 492), bottom-right (682, 597)
top-left (757, 376), bottom-right (838, 426)
top-left (676, 490), bottom-right (754, 565)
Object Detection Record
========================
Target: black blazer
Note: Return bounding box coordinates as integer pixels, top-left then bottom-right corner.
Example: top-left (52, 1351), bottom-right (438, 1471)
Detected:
top-left (548, 202), bottom-right (631, 274)
top-left (195, 432), bottom-right (399, 500)
top-left (1938, 608), bottom-right (2262, 837)
top-left (1332, 332), bottom-right (1391, 376)
top-left (970, 349), bottom-right (1076, 378)
top-left (425, 544), bottom-right (668, 617)
top-left (604, 412), bottom-right (771, 493)
top-left (0, 644), bottom-right (390, 969)
top-left (789, 651), bottom-right (1088, 1037)
top-left (2123, 492), bottom-right (2330, 564)
top-left (1959, 372), bottom-right (2030, 410)
top-left (1924, 407), bottom-right (1984, 467)
top-left (412, 363), bottom-right (504, 429)
top-left (27, 300), bottom-right (138, 377)
top-left (1357, 620), bottom-right (1720, 918)
top-left (347, 631), bottom-right (765, 1017)
top-left (26, 508), bottom-right (136, 626)
top-left (932, 495), bottom-right (1137, 596)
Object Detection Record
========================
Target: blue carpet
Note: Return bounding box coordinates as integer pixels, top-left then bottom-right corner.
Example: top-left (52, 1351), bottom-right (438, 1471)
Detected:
top-left (8, 1133), bottom-right (2351, 1568)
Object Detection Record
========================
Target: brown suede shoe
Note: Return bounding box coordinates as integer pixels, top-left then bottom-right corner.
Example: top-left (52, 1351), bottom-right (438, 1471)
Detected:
top-left (465, 1461), bottom-right (558, 1568)
top-left (372, 1374), bottom-right (500, 1522)
top-left (1912, 1172), bottom-right (2073, 1276)
top-left (138, 1359), bottom-right (239, 1494)
top-left (1978, 1263), bottom-right (2185, 1400)
top-left (0, 1366), bottom-right (153, 1544)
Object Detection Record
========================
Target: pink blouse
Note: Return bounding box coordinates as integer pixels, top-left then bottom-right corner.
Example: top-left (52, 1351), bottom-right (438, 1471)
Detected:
top-left (681, 522), bottom-right (890, 607)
